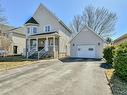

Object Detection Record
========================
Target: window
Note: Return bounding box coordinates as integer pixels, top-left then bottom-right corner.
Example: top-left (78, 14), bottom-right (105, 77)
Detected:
top-left (33, 27), bottom-right (37, 33)
top-left (30, 39), bottom-right (36, 46)
top-left (27, 28), bottom-right (30, 34)
top-left (49, 39), bottom-right (53, 46)
top-left (88, 48), bottom-right (94, 51)
top-left (44, 25), bottom-right (51, 32)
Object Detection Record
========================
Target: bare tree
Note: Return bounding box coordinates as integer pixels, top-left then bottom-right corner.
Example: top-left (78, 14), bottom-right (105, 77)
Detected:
top-left (70, 6), bottom-right (117, 38)
top-left (70, 15), bottom-right (84, 34)
top-left (0, 3), bottom-right (7, 24)
top-left (0, 2), bottom-right (10, 56)
top-left (106, 37), bottom-right (112, 44)
top-left (0, 33), bottom-right (12, 52)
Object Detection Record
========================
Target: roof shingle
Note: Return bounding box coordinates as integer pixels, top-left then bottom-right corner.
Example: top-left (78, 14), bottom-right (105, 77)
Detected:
top-left (25, 17), bottom-right (39, 24)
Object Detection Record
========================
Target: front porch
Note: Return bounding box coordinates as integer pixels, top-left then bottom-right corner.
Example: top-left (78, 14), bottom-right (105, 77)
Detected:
top-left (26, 32), bottom-right (59, 59)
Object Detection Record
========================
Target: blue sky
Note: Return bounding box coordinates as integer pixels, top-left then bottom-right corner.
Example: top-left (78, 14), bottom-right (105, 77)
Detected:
top-left (1, 0), bottom-right (127, 39)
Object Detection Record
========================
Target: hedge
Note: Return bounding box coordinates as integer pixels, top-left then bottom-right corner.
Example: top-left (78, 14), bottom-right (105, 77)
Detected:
top-left (113, 56), bottom-right (127, 81)
top-left (113, 42), bottom-right (127, 81)
top-left (103, 46), bottom-right (115, 64)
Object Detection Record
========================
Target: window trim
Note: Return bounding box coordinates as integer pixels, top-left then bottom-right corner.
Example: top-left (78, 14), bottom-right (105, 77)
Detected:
top-left (27, 27), bottom-right (31, 34)
top-left (44, 25), bottom-right (51, 32)
top-left (32, 27), bottom-right (37, 34)
top-left (27, 26), bottom-right (38, 35)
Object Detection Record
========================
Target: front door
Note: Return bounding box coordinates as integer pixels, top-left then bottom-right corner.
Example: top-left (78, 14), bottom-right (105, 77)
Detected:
top-left (38, 40), bottom-right (45, 51)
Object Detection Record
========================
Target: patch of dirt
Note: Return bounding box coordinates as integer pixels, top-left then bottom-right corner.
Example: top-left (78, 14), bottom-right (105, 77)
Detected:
top-left (111, 76), bottom-right (127, 95)
top-left (105, 69), bottom-right (127, 95)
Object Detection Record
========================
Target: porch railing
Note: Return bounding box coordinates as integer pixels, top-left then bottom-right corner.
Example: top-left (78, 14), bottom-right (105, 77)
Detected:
top-left (38, 48), bottom-right (46, 59)
top-left (27, 45), bottom-right (58, 59)
top-left (38, 46), bottom-right (55, 59)
top-left (27, 46), bottom-right (36, 58)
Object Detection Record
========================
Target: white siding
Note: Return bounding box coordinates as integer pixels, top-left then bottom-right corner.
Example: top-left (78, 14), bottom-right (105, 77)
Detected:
top-left (70, 27), bottom-right (104, 58)
top-left (12, 34), bottom-right (26, 55)
top-left (26, 4), bottom-right (72, 58)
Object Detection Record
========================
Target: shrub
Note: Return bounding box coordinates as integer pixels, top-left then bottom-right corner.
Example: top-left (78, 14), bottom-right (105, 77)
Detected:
top-left (103, 46), bottom-right (115, 64)
top-left (113, 56), bottom-right (127, 81)
top-left (113, 42), bottom-right (127, 81)
top-left (114, 42), bottom-right (127, 57)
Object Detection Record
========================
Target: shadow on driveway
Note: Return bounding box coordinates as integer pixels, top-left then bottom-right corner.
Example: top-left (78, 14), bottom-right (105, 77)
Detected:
top-left (100, 63), bottom-right (113, 69)
top-left (60, 57), bottom-right (102, 63)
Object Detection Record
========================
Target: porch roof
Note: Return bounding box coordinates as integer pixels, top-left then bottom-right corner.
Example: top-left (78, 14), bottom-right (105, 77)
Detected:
top-left (29, 31), bottom-right (60, 38)
top-left (31, 31), bottom-right (58, 36)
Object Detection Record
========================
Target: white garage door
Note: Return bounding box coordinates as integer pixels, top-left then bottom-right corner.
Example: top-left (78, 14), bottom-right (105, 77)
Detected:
top-left (77, 45), bottom-right (96, 58)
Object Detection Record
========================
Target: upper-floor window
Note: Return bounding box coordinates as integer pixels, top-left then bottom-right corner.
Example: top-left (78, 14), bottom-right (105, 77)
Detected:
top-left (27, 27), bottom-right (38, 34)
top-left (44, 25), bottom-right (51, 32)
top-left (33, 27), bottom-right (37, 33)
top-left (27, 27), bottom-right (30, 34)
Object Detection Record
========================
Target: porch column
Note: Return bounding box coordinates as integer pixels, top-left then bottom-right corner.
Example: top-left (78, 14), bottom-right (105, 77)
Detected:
top-left (45, 37), bottom-right (48, 51)
top-left (36, 38), bottom-right (38, 51)
top-left (27, 38), bottom-right (30, 59)
top-left (53, 36), bottom-right (56, 58)
top-left (28, 39), bottom-right (30, 52)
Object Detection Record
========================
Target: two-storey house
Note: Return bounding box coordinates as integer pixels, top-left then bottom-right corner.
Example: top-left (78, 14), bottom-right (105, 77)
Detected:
top-left (25, 4), bottom-right (72, 59)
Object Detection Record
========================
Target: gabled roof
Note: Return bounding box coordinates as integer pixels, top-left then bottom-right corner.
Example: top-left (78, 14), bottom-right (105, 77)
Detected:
top-left (8, 27), bottom-right (25, 36)
top-left (0, 24), bottom-right (14, 32)
top-left (114, 33), bottom-right (127, 42)
top-left (33, 3), bottom-right (72, 33)
top-left (25, 17), bottom-right (39, 24)
top-left (70, 25), bottom-right (105, 42)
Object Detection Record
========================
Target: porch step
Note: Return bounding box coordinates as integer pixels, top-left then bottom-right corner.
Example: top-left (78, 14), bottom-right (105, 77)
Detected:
top-left (28, 51), bottom-right (53, 59)
top-left (28, 52), bottom-right (38, 59)
top-left (39, 51), bottom-right (52, 59)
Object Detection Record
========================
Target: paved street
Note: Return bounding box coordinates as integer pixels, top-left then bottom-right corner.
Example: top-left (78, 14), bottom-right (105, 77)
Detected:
top-left (0, 59), bottom-right (112, 95)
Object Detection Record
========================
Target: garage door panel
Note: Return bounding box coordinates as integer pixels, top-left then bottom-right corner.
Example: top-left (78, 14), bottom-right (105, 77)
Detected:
top-left (77, 45), bottom-right (96, 58)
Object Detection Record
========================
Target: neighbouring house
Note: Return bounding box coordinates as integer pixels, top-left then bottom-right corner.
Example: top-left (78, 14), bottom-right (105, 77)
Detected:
top-left (113, 33), bottom-right (127, 45)
top-left (0, 24), bottom-right (26, 56)
top-left (8, 27), bottom-right (26, 55)
top-left (25, 4), bottom-right (72, 59)
top-left (70, 26), bottom-right (105, 59)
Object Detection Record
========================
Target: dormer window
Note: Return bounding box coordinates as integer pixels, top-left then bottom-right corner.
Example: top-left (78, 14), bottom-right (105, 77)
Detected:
top-left (44, 25), bottom-right (51, 32)
top-left (33, 27), bottom-right (37, 33)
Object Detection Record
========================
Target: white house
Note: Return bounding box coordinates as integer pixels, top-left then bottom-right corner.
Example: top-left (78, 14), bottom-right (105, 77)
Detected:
top-left (70, 26), bottom-right (105, 59)
top-left (8, 27), bottom-right (26, 55)
top-left (24, 4), bottom-right (72, 59)
top-left (0, 24), bottom-right (26, 56)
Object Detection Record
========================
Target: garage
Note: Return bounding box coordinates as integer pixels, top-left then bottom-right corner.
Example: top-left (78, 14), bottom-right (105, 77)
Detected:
top-left (70, 26), bottom-right (105, 59)
top-left (77, 45), bottom-right (96, 58)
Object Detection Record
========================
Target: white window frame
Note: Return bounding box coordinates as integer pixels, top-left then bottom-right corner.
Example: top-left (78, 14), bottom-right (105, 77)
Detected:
top-left (27, 26), bottom-right (38, 35)
top-left (44, 25), bottom-right (51, 32)
top-left (32, 27), bottom-right (37, 34)
top-left (27, 27), bottom-right (31, 34)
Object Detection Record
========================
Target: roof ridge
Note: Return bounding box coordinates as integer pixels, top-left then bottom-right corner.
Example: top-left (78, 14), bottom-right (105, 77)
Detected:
top-left (33, 3), bottom-right (72, 33)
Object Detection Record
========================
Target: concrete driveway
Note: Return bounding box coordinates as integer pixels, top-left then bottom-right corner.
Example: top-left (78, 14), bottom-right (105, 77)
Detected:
top-left (0, 59), bottom-right (112, 95)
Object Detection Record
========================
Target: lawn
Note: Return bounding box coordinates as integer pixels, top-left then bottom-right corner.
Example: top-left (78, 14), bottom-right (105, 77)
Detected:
top-left (106, 69), bottom-right (127, 95)
top-left (0, 56), bottom-right (37, 71)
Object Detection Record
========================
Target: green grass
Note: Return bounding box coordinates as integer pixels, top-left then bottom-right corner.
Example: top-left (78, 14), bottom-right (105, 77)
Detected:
top-left (0, 56), bottom-right (37, 71)
top-left (0, 56), bottom-right (35, 62)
